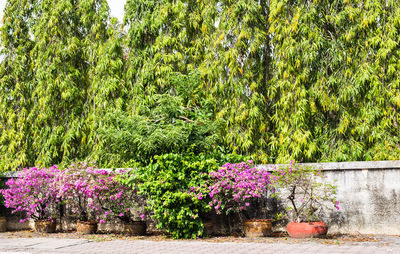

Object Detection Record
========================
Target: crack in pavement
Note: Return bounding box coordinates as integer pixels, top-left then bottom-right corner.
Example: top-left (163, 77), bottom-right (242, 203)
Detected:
top-left (54, 240), bottom-right (91, 250)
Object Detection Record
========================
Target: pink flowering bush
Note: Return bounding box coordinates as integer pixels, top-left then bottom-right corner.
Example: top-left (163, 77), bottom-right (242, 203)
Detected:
top-left (57, 162), bottom-right (146, 224)
top-left (1, 162), bottom-right (147, 225)
top-left (271, 162), bottom-right (339, 222)
top-left (207, 161), bottom-right (272, 214)
top-left (94, 169), bottom-right (147, 224)
top-left (56, 162), bottom-right (104, 221)
top-left (1, 166), bottom-right (60, 222)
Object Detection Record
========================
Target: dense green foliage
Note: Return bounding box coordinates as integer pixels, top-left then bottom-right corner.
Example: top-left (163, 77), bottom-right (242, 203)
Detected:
top-left (201, 0), bottom-right (272, 161)
top-left (122, 152), bottom-right (246, 239)
top-left (269, 0), bottom-right (400, 162)
top-left (93, 72), bottom-right (224, 167)
top-left (1, 0), bottom-right (400, 171)
top-left (0, 0), bottom-right (110, 170)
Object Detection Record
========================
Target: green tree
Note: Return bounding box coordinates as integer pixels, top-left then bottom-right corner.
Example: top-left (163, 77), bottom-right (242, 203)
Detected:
top-left (123, 0), bottom-right (215, 110)
top-left (88, 17), bottom-right (127, 164)
top-left (201, 0), bottom-right (272, 162)
top-left (0, 0), bottom-right (111, 170)
top-left (0, 0), bottom-right (40, 170)
top-left (124, 0), bottom-right (273, 163)
top-left (2, 0), bottom-right (400, 170)
top-left (93, 72), bottom-right (224, 166)
top-left (269, 0), bottom-right (400, 162)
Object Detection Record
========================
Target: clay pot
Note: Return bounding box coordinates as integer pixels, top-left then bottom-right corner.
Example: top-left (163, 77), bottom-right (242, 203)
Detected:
top-left (76, 220), bottom-right (98, 234)
top-left (124, 221), bottom-right (146, 236)
top-left (34, 219), bottom-right (56, 233)
top-left (203, 221), bottom-right (214, 236)
top-left (286, 221), bottom-right (328, 238)
top-left (243, 219), bottom-right (272, 237)
top-left (0, 217), bottom-right (6, 232)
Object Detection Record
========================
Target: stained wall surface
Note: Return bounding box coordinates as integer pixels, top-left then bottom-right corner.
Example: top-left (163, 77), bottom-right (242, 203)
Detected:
top-left (259, 161), bottom-right (400, 235)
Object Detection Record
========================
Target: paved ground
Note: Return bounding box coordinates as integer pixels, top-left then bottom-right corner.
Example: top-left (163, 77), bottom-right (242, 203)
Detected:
top-left (0, 233), bottom-right (400, 253)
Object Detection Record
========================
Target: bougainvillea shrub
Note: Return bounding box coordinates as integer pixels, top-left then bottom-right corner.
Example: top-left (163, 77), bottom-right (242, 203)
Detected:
top-left (1, 166), bottom-right (60, 222)
top-left (207, 161), bottom-right (272, 215)
top-left (57, 163), bottom-right (146, 224)
top-left (93, 169), bottom-right (147, 224)
top-left (56, 162), bottom-right (104, 221)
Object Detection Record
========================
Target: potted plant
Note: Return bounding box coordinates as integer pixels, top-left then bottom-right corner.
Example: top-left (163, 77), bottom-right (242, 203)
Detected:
top-left (95, 169), bottom-right (148, 236)
top-left (207, 161), bottom-right (273, 237)
top-left (57, 162), bottom-right (103, 234)
top-left (0, 217), bottom-right (6, 232)
top-left (1, 166), bottom-right (60, 233)
top-left (272, 162), bottom-right (340, 238)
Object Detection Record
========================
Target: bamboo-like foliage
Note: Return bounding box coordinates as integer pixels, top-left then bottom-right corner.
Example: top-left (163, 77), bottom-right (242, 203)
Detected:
top-left (0, 0), bottom-right (110, 170)
top-left (1, 0), bottom-right (400, 170)
top-left (201, 0), bottom-right (272, 161)
top-left (92, 72), bottom-right (224, 167)
top-left (123, 0), bottom-right (215, 110)
top-left (124, 0), bottom-right (273, 161)
top-left (269, 0), bottom-right (400, 162)
top-left (0, 0), bottom-right (38, 169)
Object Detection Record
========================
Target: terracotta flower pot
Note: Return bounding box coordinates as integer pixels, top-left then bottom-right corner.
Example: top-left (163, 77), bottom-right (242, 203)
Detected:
top-left (203, 221), bottom-right (214, 236)
top-left (286, 221), bottom-right (328, 238)
top-left (124, 221), bottom-right (146, 236)
top-left (34, 219), bottom-right (56, 233)
top-left (76, 220), bottom-right (98, 234)
top-left (0, 217), bottom-right (6, 232)
top-left (243, 219), bottom-right (272, 237)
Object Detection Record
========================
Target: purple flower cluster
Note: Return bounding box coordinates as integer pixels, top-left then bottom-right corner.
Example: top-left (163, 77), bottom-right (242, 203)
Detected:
top-left (1, 166), bottom-right (60, 222)
top-left (208, 161), bottom-right (271, 214)
top-left (57, 163), bottom-right (146, 223)
top-left (93, 169), bottom-right (147, 223)
top-left (334, 200), bottom-right (340, 211)
top-left (56, 163), bottom-right (104, 221)
top-left (1, 162), bottom-right (146, 224)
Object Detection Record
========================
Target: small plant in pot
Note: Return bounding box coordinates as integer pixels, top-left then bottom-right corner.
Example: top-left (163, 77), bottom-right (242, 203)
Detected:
top-left (57, 162), bottom-right (103, 234)
top-left (272, 162), bottom-right (340, 238)
top-left (95, 169), bottom-right (148, 236)
top-left (208, 161), bottom-right (273, 237)
top-left (1, 166), bottom-right (60, 233)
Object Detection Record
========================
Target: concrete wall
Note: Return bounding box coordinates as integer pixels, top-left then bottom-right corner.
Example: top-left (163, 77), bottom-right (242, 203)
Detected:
top-left (259, 160), bottom-right (400, 235)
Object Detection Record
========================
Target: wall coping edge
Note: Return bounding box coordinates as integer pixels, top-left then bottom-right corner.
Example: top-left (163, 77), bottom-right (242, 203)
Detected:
top-left (257, 160), bottom-right (400, 171)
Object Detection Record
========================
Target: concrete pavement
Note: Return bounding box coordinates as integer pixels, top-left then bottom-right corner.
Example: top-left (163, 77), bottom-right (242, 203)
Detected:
top-left (1, 236), bottom-right (400, 254)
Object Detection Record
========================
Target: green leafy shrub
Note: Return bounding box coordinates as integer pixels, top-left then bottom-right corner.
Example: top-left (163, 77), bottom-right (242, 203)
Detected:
top-left (121, 152), bottom-right (246, 239)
